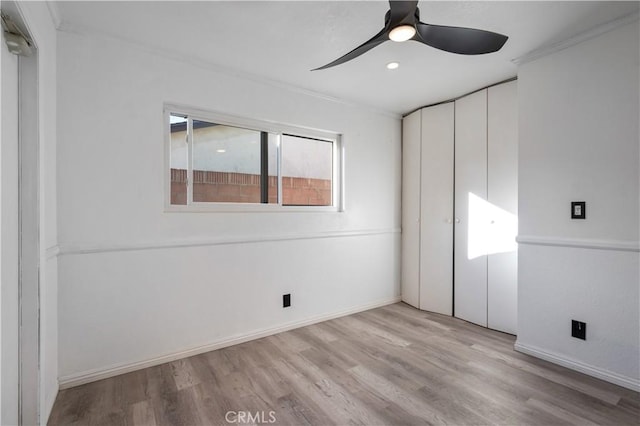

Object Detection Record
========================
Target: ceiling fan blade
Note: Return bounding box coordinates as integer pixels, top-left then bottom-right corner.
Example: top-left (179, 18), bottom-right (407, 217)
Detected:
top-left (415, 22), bottom-right (508, 55)
top-left (388, 0), bottom-right (418, 22)
top-left (312, 27), bottom-right (388, 71)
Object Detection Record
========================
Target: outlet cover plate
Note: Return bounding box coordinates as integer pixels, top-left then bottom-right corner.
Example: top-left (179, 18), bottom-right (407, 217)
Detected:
top-left (572, 320), bottom-right (586, 340)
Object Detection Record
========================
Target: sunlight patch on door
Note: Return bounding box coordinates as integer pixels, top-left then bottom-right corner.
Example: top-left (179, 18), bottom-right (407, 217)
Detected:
top-left (468, 192), bottom-right (518, 260)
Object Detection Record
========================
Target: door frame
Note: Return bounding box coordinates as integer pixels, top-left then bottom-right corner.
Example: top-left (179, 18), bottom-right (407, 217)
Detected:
top-left (1, 2), bottom-right (40, 423)
top-left (18, 44), bottom-right (40, 426)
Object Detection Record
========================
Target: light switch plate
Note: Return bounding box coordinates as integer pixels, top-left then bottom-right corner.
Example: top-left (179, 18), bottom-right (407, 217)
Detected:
top-left (571, 201), bottom-right (586, 219)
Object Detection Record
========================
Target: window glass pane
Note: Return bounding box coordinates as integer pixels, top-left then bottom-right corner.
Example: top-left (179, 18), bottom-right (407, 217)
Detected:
top-left (169, 114), bottom-right (187, 205)
top-left (192, 120), bottom-right (262, 203)
top-left (281, 135), bottom-right (333, 206)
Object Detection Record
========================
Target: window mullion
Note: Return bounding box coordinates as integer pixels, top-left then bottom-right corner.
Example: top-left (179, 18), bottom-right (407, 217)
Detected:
top-left (187, 116), bottom-right (194, 205)
top-left (337, 135), bottom-right (344, 211)
top-left (277, 134), bottom-right (283, 206)
top-left (260, 131), bottom-right (269, 204)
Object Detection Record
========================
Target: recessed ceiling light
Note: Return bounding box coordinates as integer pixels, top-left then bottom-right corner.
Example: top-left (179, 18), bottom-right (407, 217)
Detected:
top-left (216, 149), bottom-right (226, 153)
top-left (387, 62), bottom-right (399, 70)
top-left (389, 25), bottom-right (416, 42)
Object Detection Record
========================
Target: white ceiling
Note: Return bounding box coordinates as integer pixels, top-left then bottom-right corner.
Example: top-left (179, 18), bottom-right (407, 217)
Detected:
top-left (56, 1), bottom-right (639, 115)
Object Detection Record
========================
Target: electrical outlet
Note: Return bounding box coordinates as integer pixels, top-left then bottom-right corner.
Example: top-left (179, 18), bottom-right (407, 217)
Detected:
top-left (572, 320), bottom-right (586, 340)
top-left (283, 294), bottom-right (291, 308)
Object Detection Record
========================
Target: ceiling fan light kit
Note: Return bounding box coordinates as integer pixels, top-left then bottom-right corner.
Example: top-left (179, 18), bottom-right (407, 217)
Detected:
top-left (389, 24), bottom-right (416, 42)
top-left (313, 0), bottom-right (508, 71)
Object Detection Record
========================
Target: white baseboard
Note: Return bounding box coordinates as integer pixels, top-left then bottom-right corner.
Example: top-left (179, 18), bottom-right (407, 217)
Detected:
top-left (514, 341), bottom-right (640, 392)
top-left (58, 296), bottom-right (402, 389)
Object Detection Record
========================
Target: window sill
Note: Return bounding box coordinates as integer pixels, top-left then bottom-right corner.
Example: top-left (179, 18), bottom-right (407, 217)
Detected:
top-left (164, 203), bottom-right (342, 214)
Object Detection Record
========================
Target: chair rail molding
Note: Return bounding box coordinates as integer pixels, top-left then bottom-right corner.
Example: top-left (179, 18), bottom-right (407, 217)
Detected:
top-left (516, 235), bottom-right (639, 252)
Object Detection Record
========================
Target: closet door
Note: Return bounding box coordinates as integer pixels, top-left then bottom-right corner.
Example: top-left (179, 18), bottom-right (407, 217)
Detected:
top-left (454, 89), bottom-right (488, 327)
top-left (401, 109), bottom-right (421, 308)
top-left (487, 81), bottom-right (518, 334)
top-left (419, 103), bottom-right (454, 315)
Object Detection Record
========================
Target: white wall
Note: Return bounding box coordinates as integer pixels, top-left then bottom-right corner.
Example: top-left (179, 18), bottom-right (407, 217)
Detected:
top-left (516, 20), bottom-right (639, 390)
top-left (56, 30), bottom-right (401, 385)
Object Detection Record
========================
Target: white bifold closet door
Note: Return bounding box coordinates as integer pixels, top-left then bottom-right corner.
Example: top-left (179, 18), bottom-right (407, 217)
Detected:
top-left (401, 103), bottom-right (454, 315)
top-left (401, 109), bottom-right (421, 308)
top-left (454, 82), bottom-right (518, 334)
top-left (419, 103), bottom-right (454, 315)
top-left (454, 89), bottom-right (489, 327)
top-left (487, 81), bottom-right (518, 334)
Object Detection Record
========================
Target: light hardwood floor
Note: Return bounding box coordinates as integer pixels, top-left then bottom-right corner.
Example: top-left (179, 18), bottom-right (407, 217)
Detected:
top-left (49, 303), bottom-right (639, 425)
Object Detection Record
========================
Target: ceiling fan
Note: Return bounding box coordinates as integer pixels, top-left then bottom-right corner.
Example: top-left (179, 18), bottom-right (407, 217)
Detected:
top-left (313, 0), bottom-right (508, 70)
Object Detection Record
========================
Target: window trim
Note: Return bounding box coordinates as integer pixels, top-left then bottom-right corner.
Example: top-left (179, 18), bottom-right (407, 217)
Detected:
top-left (163, 104), bottom-right (344, 213)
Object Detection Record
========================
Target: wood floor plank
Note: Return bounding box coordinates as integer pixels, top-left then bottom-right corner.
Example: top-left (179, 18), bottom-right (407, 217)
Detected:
top-left (144, 363), bottom-right (178, 399)
top-left (49, 303), bottom-right (640, 426)
top-left (338, 315), bottom-right (412, 347)
top-left (470, 343), bottom-right (622, 405)
top-left (275, 392), bottom-right (327, 426)
top-left (465, 358), bottom-right (622, 425)
top-left (526, 397), bottom-right (600, 426)
top-left (357, 334), bottom-right (537, 424)
top-left (127, 400), bottom-right (157, 426)
top-left (304, 322), bottom-right (340, 343)
top-left (170, 358), bottom-right (202, 391)
top-left (270, 330), bottom-right (313, 353)
top-left (348, 364), bottom-right (451, 425)
top-left (117, 369), bottom-right (149, 406)
top-left (295, 347), bottom-right (424, 425)
top-left (149, 388), bottom-right (198, 426)
top-left (189, 378), bottom-right (235, 423)
top-left (200, 348), bottom-right (238, 377)
top-left (48, 383), bottom-right (100, 424)
top-left (269, 355), bottom-right (372, 425)
top-left (280, 343), bottom-right (418, 425)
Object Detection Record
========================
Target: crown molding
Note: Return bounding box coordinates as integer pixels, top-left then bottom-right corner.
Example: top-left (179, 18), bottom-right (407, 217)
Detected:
top-left (56, 22), bottom-right (401, 120)
top-left (513, 11), bottom-right (639, 65)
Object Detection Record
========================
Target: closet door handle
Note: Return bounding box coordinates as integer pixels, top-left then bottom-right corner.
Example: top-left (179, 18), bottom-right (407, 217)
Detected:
top-left (446, 219), bottom-right (452, 224)
top-left (455, 218), bottom-right (460, 223)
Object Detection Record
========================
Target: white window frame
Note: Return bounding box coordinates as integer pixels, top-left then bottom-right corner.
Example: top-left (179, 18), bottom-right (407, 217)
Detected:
top-left (164, 104), bottom-right (344, 213)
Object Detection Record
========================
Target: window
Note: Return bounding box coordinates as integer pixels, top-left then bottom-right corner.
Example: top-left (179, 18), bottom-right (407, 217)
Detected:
top-left (281, 134), bottom-right (333, 206)
top-left (166, 107), bottom-right (342, 211)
